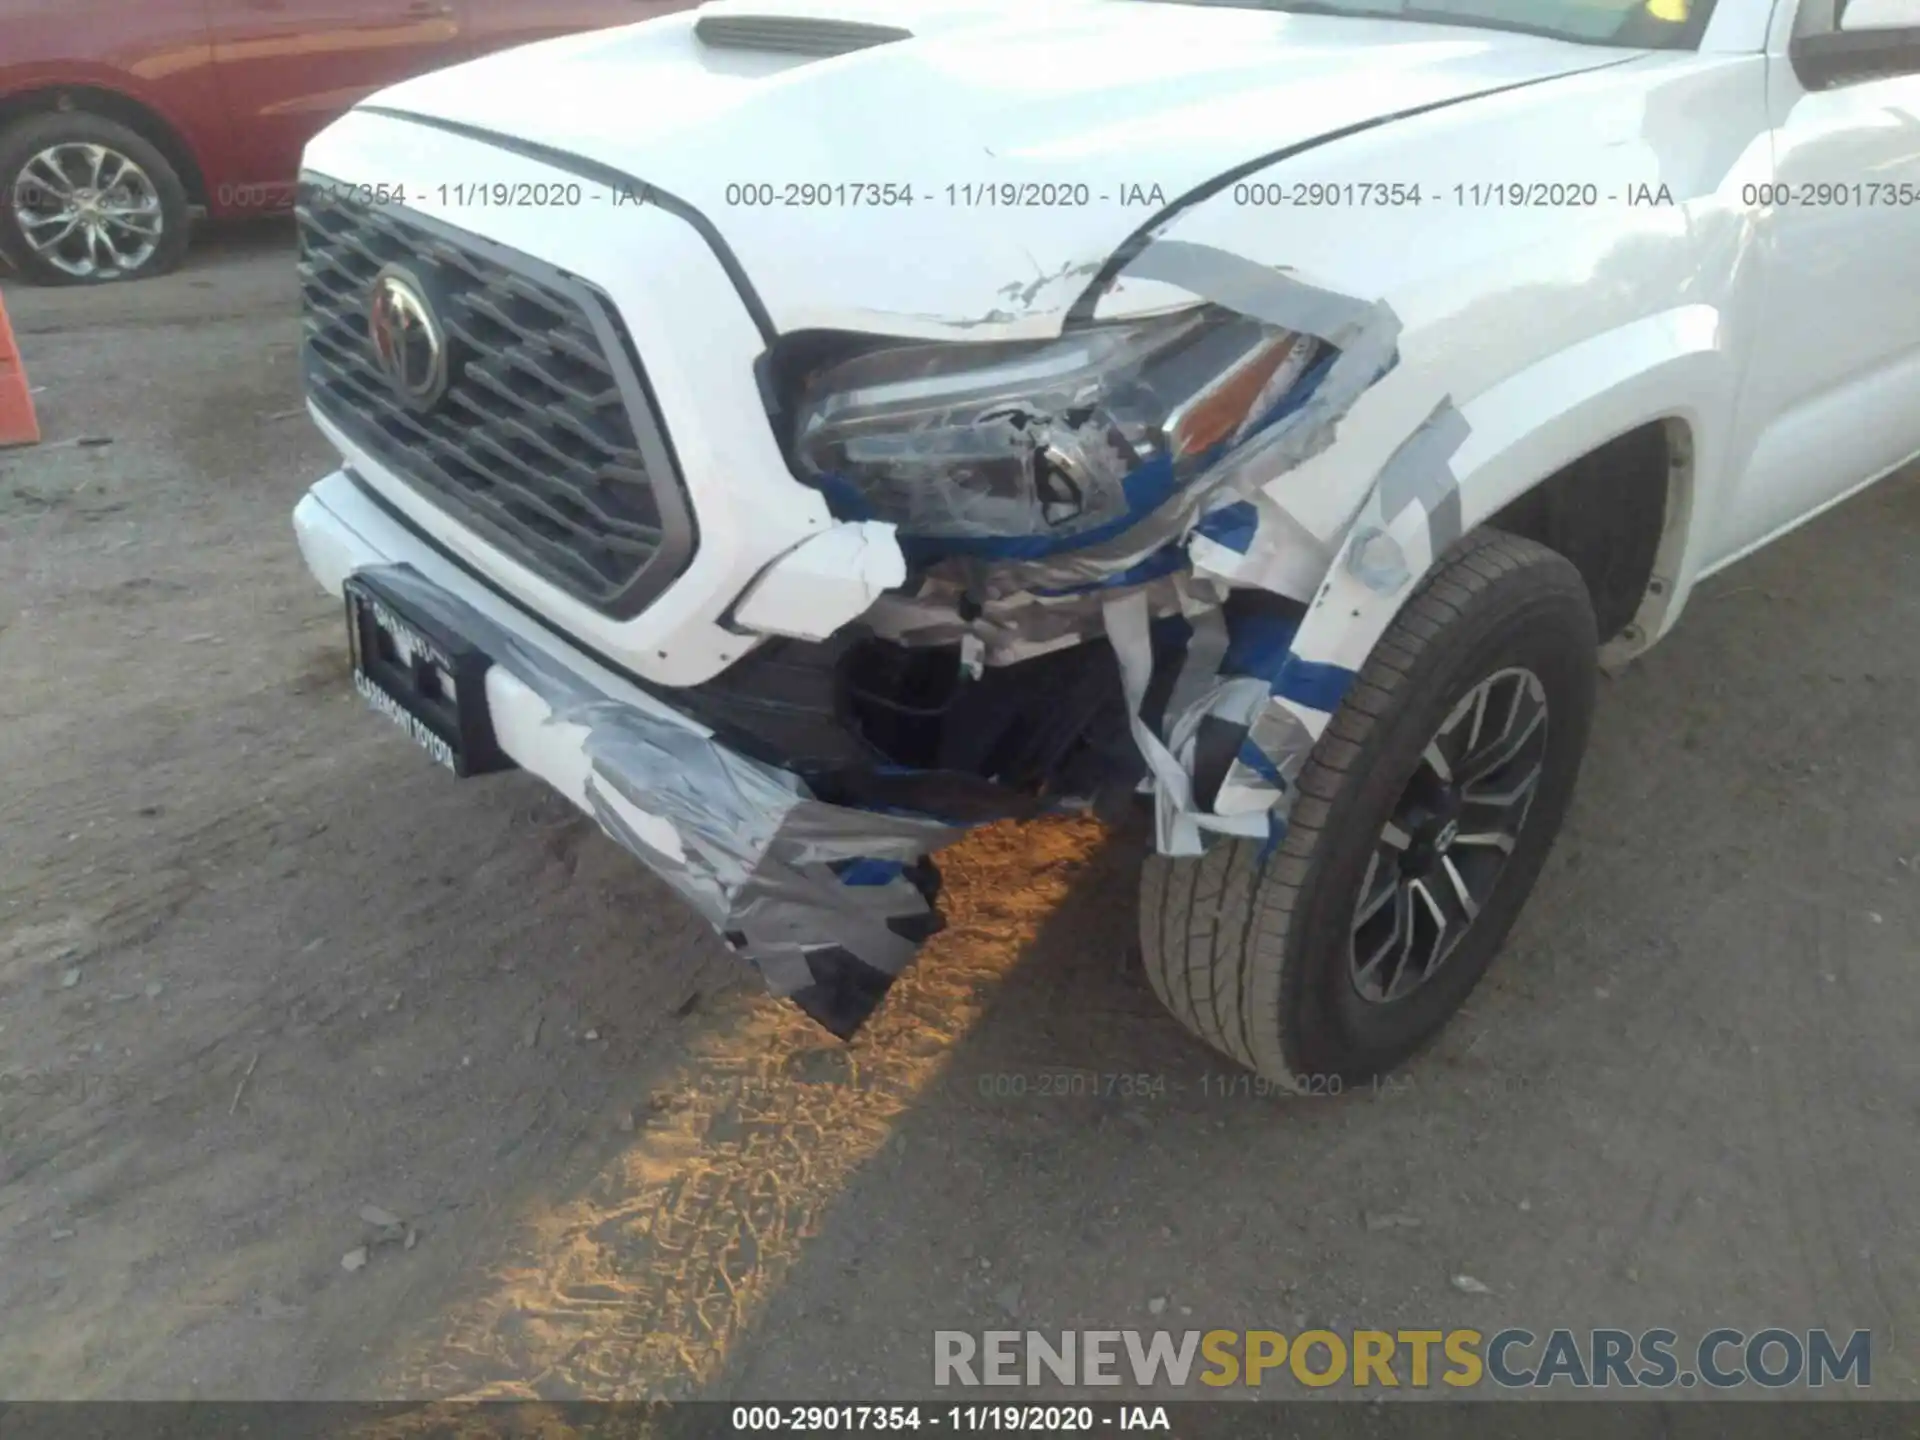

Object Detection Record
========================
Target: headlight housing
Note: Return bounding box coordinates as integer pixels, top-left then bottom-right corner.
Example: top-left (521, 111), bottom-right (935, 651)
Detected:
top-left (787, 307), bottom-right (1324, 558)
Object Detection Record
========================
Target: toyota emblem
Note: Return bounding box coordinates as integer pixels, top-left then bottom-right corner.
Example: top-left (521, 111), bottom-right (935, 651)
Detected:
top-left (368, 266), bottom-right (449, 411)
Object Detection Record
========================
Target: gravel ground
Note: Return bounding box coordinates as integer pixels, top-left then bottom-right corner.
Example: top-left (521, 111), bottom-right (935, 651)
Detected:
top-left (0, 225), bottom-right (1915, 1401)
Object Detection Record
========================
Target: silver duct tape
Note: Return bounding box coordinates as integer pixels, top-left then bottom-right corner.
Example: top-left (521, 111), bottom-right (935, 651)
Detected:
top-left (953, 520), bottom-right (1201, 602)
top-left (580, 721), bottom-right (953, 978)
top-left (1340, 401), bottom-right (1472, 594)
top-left (360, 564), bottom-right (963, 992)
top-left (1218, 402), bottom-right (1473, 808)
top-left (586, 775), bottom-right (938, 987)
top-left (870, 570), bottom-right (1205, 661)
top-left (1372, 399), bottom-right (1471, 559)
top-left (1121, 239), bottom-right (1405, 503)
top-left (1084, 243), bottom-right (1418, 851)
top-left (1120, 240), bottom-right (1393, 346)
top-left (1104, 589), bottom-right (1198, 853)
top-left (1161, 606), bottom-right (1231, 731)
top-left (1104, 591), bottom-right (1267, 855)
top-left (1241, 696), bottom-right (1320, 793)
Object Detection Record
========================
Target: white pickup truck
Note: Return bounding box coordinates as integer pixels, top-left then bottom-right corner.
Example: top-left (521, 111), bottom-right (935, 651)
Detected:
top-left (291, 0), bottom-right (1920, 1087)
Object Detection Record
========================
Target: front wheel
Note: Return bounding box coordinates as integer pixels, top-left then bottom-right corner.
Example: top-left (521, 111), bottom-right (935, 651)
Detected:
top-left (1139, 530), bottom-right (1598, 1089)
top-left (0, 112), bottom-right (191, 285)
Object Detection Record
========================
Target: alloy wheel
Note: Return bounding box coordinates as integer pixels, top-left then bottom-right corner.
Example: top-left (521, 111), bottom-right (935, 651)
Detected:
top-left (11, 142), bottom-right (165, 279)
top-left (1348, 666), bottom-right (1549, 1004)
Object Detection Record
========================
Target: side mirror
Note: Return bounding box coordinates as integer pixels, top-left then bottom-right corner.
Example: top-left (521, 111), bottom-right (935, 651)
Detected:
top-left (1792, 0), bottom-right (1920, 86)
top-left (1839, 0), bottom-right (1920, 29)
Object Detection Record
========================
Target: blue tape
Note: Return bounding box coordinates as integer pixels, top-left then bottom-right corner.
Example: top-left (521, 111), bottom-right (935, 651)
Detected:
top-left (810, 471), bottom-right (877, 522)
top-left (1257, 811), bottom-right (1288, 864)
top-left (1235, 736), bottom-right (1284, 787)
top-left (831, 858), bottom-right (906, 887)
top-left (1193, 500), bottom-right (1259, 556)
top-left (1274, 655), bottom-right (1357, 715)
top-left (1149, 610), bottom-right (1196, 659)
top-left (1220, 607), bottom-right (1303, 683)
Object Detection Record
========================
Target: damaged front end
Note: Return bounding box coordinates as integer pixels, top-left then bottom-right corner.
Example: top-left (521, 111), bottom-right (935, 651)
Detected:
top-left (316, 244), bottom-right (1470, 1044)
top-left (617, 239), bottom-right (1473, 1037)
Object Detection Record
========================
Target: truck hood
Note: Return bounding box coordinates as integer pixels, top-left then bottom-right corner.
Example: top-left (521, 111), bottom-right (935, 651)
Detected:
top-left (361, 0), bottom-right (1638, 334)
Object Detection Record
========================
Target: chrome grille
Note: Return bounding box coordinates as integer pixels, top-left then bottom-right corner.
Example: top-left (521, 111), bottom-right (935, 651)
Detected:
top-left (296, 180), bottom-right (692, 614)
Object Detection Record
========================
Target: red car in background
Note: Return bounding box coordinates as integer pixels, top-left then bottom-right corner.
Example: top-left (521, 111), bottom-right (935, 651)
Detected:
top-left (0, 0), bottom-right (685, 284)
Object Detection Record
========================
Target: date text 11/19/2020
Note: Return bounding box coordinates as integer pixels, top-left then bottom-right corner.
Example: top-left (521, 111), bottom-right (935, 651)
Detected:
top-left (216, 177), bottom-right (1752, 212)
top-left (715, 180), bottom-right (1684, 208)
top-left (228, 177), bottom-right (1920, 211)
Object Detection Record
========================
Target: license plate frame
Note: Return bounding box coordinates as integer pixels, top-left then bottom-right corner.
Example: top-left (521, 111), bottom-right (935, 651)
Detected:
top-left (342, 571), bottom-right (512, 778)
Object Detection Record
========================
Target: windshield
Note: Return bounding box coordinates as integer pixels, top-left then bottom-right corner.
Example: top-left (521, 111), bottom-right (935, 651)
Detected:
top-left (1143, 0), bottom-right (1713, 48)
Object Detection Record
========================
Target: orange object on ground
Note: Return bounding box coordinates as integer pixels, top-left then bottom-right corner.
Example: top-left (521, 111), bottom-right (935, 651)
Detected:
top-left (0, 290), bottom-right (42, 448)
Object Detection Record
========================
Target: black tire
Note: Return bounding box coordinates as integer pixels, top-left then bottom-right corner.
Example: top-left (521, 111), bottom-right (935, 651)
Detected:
top-left (1139, 530), bottom-right (1598, 1089)
top-left (0, 111), bottom-right (191, 285)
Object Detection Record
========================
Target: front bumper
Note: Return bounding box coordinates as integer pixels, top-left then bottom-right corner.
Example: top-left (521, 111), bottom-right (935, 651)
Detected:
top-left (294, 470), bottom-right (959, 1037)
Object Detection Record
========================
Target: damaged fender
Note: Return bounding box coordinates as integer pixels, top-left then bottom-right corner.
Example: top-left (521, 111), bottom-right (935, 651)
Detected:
top-left (1077, 239), bottom-right (1474, 855)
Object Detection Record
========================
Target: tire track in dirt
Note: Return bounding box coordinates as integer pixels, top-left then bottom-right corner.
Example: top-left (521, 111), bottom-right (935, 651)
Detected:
top-left (386, 817), bottom-right (1110, 1400)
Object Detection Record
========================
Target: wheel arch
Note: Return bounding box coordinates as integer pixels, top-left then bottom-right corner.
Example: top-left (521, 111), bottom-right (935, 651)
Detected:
top-left (1281, 304), bottom-right (1727, 710)
top-left (1486, 417), bottom-right (1692, 656)
top-left (1446, 303), bottom-right (1726, 660)
top-left (0, 82), bottom-right (209, 208)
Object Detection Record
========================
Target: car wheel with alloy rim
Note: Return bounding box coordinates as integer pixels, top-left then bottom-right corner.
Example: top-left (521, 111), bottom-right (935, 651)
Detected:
top-left (1139, 530), bottom-right (1598, 1090)
top-left (0, 112), bottom-right (191, 285)
top-left (1349, 665), bottom-right (1549, 1005)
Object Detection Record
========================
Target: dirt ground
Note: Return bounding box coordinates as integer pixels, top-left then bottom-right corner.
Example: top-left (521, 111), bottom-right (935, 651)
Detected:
top-left (0, 224), bottom-right (1915, 1402)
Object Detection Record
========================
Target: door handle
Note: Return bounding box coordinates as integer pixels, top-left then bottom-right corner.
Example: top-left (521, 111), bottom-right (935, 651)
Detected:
top-left (404, 0), bottom-right (456, 15)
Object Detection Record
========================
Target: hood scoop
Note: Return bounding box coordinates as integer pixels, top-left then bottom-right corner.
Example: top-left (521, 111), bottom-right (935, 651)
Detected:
top-left (693, 13), bottom-right (913, 56)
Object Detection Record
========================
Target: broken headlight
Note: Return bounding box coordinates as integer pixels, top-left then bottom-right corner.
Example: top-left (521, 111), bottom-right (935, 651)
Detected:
top-left (788, 308), bottom-right (1323, 555)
